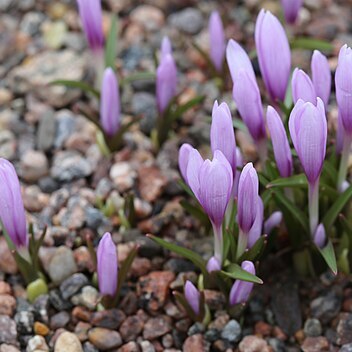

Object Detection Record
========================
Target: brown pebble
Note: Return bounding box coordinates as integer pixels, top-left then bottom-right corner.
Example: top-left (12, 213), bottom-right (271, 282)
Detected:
top-left (239, 335), bottom-right (272, 352)
top-left (74, 321), bottom-right (91, 342)
top-left (91, 309), bottom-right (126, 330)
top-left (254, 321), bottom-right (272, 337)
top-left (143, 316), bottom-right (172, 340)
top-left (117, 341), bottom-right (140, 352)
top-left (119, 315), bottom-right (144, 342)
top-left (72, 306), bottom-right (92, 322)
top-left (0, 283), bottom-right (11, 295)
top-left (88, 328), bottom-right (122, 350)
top-left (295, 329), bottom-right (305, 344)
top-left (183, 334), bottom-right (209, 352)
top-left (273, 326), bottom-right (287, 341)
top-left (0, 295), bottom-right (16, 316)
top-left (34, 322), bottom-right (50, 336)
top-left (301, 336), bottom-right (330, 352)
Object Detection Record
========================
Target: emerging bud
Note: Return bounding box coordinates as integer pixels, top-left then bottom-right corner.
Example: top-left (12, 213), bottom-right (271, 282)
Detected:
top-left (76, 0), bottom-right (104, 52)
top-left (281, 0), bottom-right (302, 24)
top-left (0, 158), bottom-right (28, 250)
top-left (160, 36), bottom-right (172, 61)
top-left (209, 11), bottom-right (226, 72)
top-left (229, 261), bottom-right (255, 305)
top-left (184, 280), bottom-right (200, 316)
top-left (264, 211), bottom-right (283, 234)
top-left (311, 50), bottom-right (331, 109)
top-left (289, 98), bottom-right (327, 185)
top-left (100, 68), bottom-right (121, 136)
top-left (266, 106), bottom-right (293, 178)
top-left (248, 197), bottom-right (264, 248)
top-left (97, 232), bottom-right (118, 297)
top-left (291, 68), bottom-right (317, 104)
top-left (314, 223), bottom-right (326, 249)
top-left (206, 256), bottom-right (221, 273)
top-left (255, 9), bottom-right (291, 102)
top-left (178, 143), bottom-right (193, 184)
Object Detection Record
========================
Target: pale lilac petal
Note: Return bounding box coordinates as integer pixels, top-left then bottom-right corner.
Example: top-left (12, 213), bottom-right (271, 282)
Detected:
top-left (161, 36), bottom-right (172, 61)
top-left (281, 0), bottom-right (302, 24)
top-left (186, 149), bottom-right (204, 201)
top-left (314, 223), bottom-right (326, 248)
top-left (209, 11), bottom-right (226, 72)
top-left (206, 256), bottom-right (221, 272)
top-left (264, 211), bottom-right (283, 234)
top-left (247, 197), bottom-right (264, 248)
top-left (184, 280), bottom-right (200, 315)
top-left (291, 68), bottom-right (317, 104)
top-left (178, 143), bottom-right (193, 184)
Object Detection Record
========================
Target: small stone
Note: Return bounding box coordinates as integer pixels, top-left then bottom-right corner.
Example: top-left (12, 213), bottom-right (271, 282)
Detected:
top-left (49, 289), bottom-right (73, 311)
top-left (341, 343), bottom-right (352, 352)
top-left (71, 286), bottom-right (99, 311)
top-left (221, 320), bottom-right (241, 343)
top-left (117, 341), bottom-right (140, 352)
top-left (42, 21), bottom-right (67, 49)
top-left (138, 166), bottom-right (167, 202)
top-left (119, 315), bottom-right (144, 342)
top-left (143, 316), bottom-right (172, 340)
top-left (20, 11), bottom-right (45, 35)
top-left (139, 341), bottom-right (155, 352)
top-left (301, 336), bottom-right (329, 352)
top-left (169, 8), bottom-right (203, 34)
top-left (0, 344), bottom-right (20, 352)
top-left (0, 295), bottom-right (16, 316)
top-left (239, 335), bottom-right (271, 352)
top-left (14, 310), bottom-right (34, 335)
top-left (183, 334), bottom-right (209, 352)
top-left (48, 246), bottom-right (78, 284)
top-left (20, 150), bottom-right (48, 182)
top-left (110, 162), bottom-right (136, 192)
top-left (26, 335), bottom-right (49, 352)
top-left (0, 283), bottom-right (11, 296)
top-left (304, 318), bottom-right (322, 337)
top-left (203, 290), bottom-right (226, 310)
top-left (255, 321), bottom-right (272, 337)
top-left (88, 328), bottom-right (122, 350)
top-left (50, 312), bottom-right (70, 330)
top-left (0, 130), bottom-right (16, 160)
top-left (311, 291), bottom-right (342, 324)
top-left (0, 315), bottom-right (17, 345)
top-left (55, 331), bottom-right (83, 352)
top-left (37, 110), bottom-right (56, 152)
top-left (91, 309), bottom-right (126, 330)
top-left (337, 313), bottom-right (352, 345)
top-left (131, 93), bottom-right (157, 135)
top-left (60, 273), bottom-right (89, 300)
top-left (0, 238), bottom-right (17, 274)
top-left (130, 5), bottom-right (165, 31)
top-left (34, 321), bottom-right (50, 336)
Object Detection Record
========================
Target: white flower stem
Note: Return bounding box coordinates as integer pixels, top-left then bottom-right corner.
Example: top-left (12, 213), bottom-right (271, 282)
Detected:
top-left (308, 178), bottom-right (319, 236)
top-left (212, 223), bottom-right (223, 265)
top-left (236, 229), bottom-right (247, 261)
top-left (337, 133), bottom-right (352, 193)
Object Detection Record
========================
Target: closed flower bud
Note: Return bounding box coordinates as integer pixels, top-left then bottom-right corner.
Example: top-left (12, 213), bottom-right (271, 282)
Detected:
top-left (97, 232), bottom-right (118, 297)
top-left (264, 211), bottom-right (283, 234)
top-left (229, 261), bottom-right (255, 305)
top-left (314, 223), bottom-right (326, 248)
top-left (178, 143), bottom-right (193, 184)
top-left (335, 45), bottom-right (352, 135)
top-left (291, 68), bottom-right (317, 104)
top-left (156, 54), bottom-right (177, 114)
top-left (266, 106), bottom-right (293, 177)
top-left (281, 0), bottom-right (302, 24)
top-left (237, 163), bottom-right (259, 234)
top-left (76, 0), bottom-right (104, 52)
top-left (248, 197), bottom-right (264, 248)
top-left (311, 50), bottom-right (331, 108)
top-left (210, 101), bottom-right (236, 174)
top-left (184, 280), bottom-right (200, 316)
top-left (160, 36), bottom-right (172, 61)
top-left (289, 98), bottom-right (327, 184)
top-left (100, 68), bottom-right (120, 136)
top-left (255, 9), bottom-right (291, 102)
top-left (209, 11), bottom-right (226, 72)
top-left (0, 158), bottom-right (27, 249)
top-left (206, 256), bottom-right (221, 273)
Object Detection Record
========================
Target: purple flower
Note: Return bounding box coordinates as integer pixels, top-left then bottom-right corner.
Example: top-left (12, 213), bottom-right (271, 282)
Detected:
top-left (255, 9), bottom-right (291, 102)
top-left (233, 147), bottom-right (243, 197)
top-left (187, 149), bottom-right (233, 228)
top-left (335, 45), bottom-right (352, 135)
top-left (209, 11), bottom-right (226, 72)
top-left (210, 101), bottom-right (236, 174)
top-left (291, 68), bottom-right (317, 104)
top-left (160, 36), bottom-right (172, 61)
top-left (311, 50), bottom-right (331, 108)
top-left (229, 261), bottom-right (255, 305)
top-left (184, 280), bottom-right (200, 316)
top-left (264, 211), bottom-right (283, 234)
top-left (76, 0), bottom-right (104, 52)
top-left (314, 223), bottom-right (326, 248)
top-left (281, 0), bottom-right (302, 24)
top-left (156, 54), bottom-right (177, 114)
top-left (336, 110), bottom-right (344, 154)
top-left (266, 106), bottom-right (293, 177)
top-left (97, 232), bottom-right (118, 297)
top-left (178, 143), bottom-right (193, 184)
top-left (237, 163), bottom-right (259, 234)
top-left (206, 256), bottom-right (221, 273)
top-left (289, 98), bottom-right (327, 184)
top-left (0, 158), bottom-right (27, 249)
top-left (248, 197), bottom-right (263, 248)
top-left (100, 68), bottom-right (120, 136)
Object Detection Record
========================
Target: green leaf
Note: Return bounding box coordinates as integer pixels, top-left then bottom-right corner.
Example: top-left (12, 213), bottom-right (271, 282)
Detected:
top-left (221, 263), bottom-right (263, 284)
top-left (170, 95), bottom-right (205, 121)
top-left (267, 174), bottom-right (307, 189)
top-left (177, 180), bottom-right (194, 198)
top-left (105, 16), bottom-right (117, 69)
top-left (322, 160), bottom-right (338, 184)
top-left (116, 245), bottom-right (138, 296)
top-left (233, 118), bottom-right (248, 133)
top-left (338, 248), bottom-right (349, 274)
top-left (238, 235), bottom-right (267, 262)
top-left (322, 185), bottom-right (352, 230)
top-left (290, 37), bottom-right (333, 52)
top-left (147, 234), bottom-right (208, 277)
top-left (121, 72), bottom-right (156, 85)
top-left (318, 240), bottom-right (337, 274)
top-left (50, 80), bottom-right (100, 98)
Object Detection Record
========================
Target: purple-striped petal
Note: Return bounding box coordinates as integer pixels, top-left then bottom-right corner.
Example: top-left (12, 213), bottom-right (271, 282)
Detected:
top-left (291, 68), bottom-right (317, 104)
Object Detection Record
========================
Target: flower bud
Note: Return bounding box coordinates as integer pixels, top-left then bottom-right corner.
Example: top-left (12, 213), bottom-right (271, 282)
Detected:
top-left (206, 256), bottom-right (221, 273)
top-left (281, 0), bottom-right (302, 24)
top-left (248, 197), bottom-right (264, 248)
top-left (264, 211), bottom-right (283, 234)
top-left (184, 280), bottom-right (200, 316)
top-left (160, 36), bottom-right (172, 61)
top-left (209, 11), bottom-right (226, 72)
top-left (291, 68), bottom-right (317, 104)
top-left (314, 223), bottom-right (326, 249)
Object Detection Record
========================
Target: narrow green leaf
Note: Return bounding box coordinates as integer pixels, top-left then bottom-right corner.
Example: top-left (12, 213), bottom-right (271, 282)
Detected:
top-left (322, 160), bottom-right (338, 184)
top-left (338, 248), bottom-right (350, 274)
top-left (170, 95), bottom-right (205, 121)
top-left (105, 16), bottom-right (117, 69)
top-left (238, 235), bottom-right (267, 262)
top-left (221, 263), bottom-right (263, 284)
top-left (50, 80), bottom-right (100, 98)
top-left (322, 185), bottom-right (352, 230)
top-left (318, 240), bottom-right (337, 274)
top-left (232, 118), bottom-right (248, 133)
top-left (290, 37), bottom-right (333, 52)
top-left (267, 174), bottom-right (307, 189)
top-left (117, 245), bottom-right (138, 295)
top-left (177, 180), bottom-right (194, 198)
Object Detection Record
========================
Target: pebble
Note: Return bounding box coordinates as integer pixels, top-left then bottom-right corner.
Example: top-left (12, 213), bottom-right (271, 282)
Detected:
top-left (14, 310), bottom-right (34, 335)
top-left (143, 316), bottom-right (172, 340)
top-left (109, 162), bottom-right (136, 192)
top-left (49, 289), bottom-right (73, 311)
top-left (303, 318), bottom-right (322, 337)
top-left (23, 185), bottom-right (49, 212)
top-left (48, 246), bottom-right (78, 284)
top-left (0, 295), bottom-right (16, 316)
top-left (341, 343), bottom-right (352, 352)
top-left (60, 273), bottom-right (89, 300)
top-left (37, 110), bottom-right (56, 152)
top-left (0, 344), bottom-right (20, 352)
top-left (50, 311), bottom-right (70, 330)
top-left (337, 313), bottom-right (352, 345)
top-left (118, 341), bottom-right (140, 352)
top-left (130, 5), bottom-right (165, 31)
top-left (91, 309), bottom-right (126, 330)
top-left (168, 8), bottom-right (203, 34)
top-left (119, 315), bottom-right (144, 342)
top-left (71, 286), bottom-right (99, 311)
top-left (239, 335), bottom-right (271, 352)
top-left (33, 321), bottom-right (49, 336)
top-left (20, 150), bottom-right (49, 182)
top-left (20, 11), bottom-right (45, 35)
top-left (203, 290), bottom-right (226, 310)
top-left (131, 92), bottom-right (157, 135)
top-left (0, 130), bottom-right (16, 160)
top-left (0, 315), bottom-right (17, 345)
top-left (54, 110), bottom-right (76, 149)
top-left (26, 335), bottom-right (49, 352)
top-left (221, 320), bottom-right (242, 343)
top-left (311, 291), bottom-right (342, 324)
top-left (88, 328), bottom-right (122, 350)
top-left (139, 340), bottom-right (155, 352)
top-left (183, 334), bottom-right (209, 352)
top-left (138, 166), bottom-right (167, 202)
top-left (54, 331), bottom-right (83, 352)
top-left (301, 336), bottom-right (329, 352)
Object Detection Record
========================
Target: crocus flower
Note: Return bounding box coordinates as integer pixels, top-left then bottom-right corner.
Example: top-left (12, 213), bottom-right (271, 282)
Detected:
top-left (206, 256), bottom-right (221, 273)
top-left (281, 0), bottom-right (302, 24)
top-left (233, 147), bottom-right (243, 197)
top-left (336, 110), bottom-right (344, 155)
top-left (100, 68), bottom-right (120, 136)
top-left (178, 143), bottom-right (193, 184)
top-left (160, 36), bottom-right (172, 61)
top-left (291, 68), bottom-right (317, 104)
top-left (209, 11), bottom-right (226, 72)
top-left (186, 149), bottom-right (233, 262)
top-left (255, 9), bottom-right (291, 102)
top-left (76, 0), bottom-right (104, 52)
top-left (264, 211), bottom-right (283, 234)
top-left (289, 98), bottom-right (327, 234)
top-left (248, 197), bottom-right (264, 248)
top-left (156, 54), bottom-right (177, 114)
top-left (97, 232), bottom-right (118, 297)
top-left (314, 223), bottom-right (326, 249)
top-left (184, 281), bottom-right (200, 316)
top-left (0, 158), bottom-right (27, 249)
top-left (210, 101), bottom-right (236, 175)
top-left (311, 50), bottom-right (331, 108)
top-left (229, 261), bottom-right (255, 305)
top-left (266, 106), bottom-right (293, 177)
